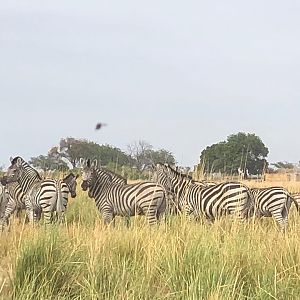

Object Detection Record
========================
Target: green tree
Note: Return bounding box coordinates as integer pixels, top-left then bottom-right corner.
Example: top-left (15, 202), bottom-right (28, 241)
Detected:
top-left (49, 137), bottom-right (133, 168)
top-left (200, 132), bottom-right (269, 175)
top-left (127, 140), bottom-right (176, 171)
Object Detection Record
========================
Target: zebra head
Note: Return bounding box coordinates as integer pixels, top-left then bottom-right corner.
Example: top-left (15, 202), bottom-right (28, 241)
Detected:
top-left (63, 173), bottom-right (79, 198)
top-left (5, 156), bottom-right (24, 184)
top-left (80, 158), bottom-right (97, 192)
top-left (153, 163), bottom-right (174, 192)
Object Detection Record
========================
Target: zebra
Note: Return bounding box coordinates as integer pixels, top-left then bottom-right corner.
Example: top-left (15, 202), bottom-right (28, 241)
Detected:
top-left (80, 158), bottom-right (167, 226)
top-left (0, 178), bottom-right (28, 225)
top-left (250, 187), bottom-right (299, 231)
top-left (153, 163), bottom-right (198, 214)
top-left (4, 156), bottom-right (66, 225)
top-left (154, 163), bottom-right (253, 221)
top-left (52, 172), bottom-right (79, 223)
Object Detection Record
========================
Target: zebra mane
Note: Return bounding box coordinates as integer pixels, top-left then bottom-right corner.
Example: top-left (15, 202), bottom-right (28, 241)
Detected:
top-left (163, 163), bottom-right (193, 181)
top-left (94, 168), bottom-right (113, 181)
top-left (101, 168), bottom-right (127, 182)
top-left (63, 172), bottom-right (76, 182)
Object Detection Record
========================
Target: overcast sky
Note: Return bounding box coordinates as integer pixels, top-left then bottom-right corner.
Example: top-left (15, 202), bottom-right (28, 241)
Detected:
top-left (1, 1), bottom-right (300, 168)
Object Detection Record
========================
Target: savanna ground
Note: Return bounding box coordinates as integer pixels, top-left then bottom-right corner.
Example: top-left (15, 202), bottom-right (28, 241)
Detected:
top-left (0, 179), bottom-right (300, 299)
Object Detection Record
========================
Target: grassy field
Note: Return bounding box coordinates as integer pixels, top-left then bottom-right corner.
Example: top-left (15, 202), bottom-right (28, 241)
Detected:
top-left (0, 181), bottom-right (300, 299)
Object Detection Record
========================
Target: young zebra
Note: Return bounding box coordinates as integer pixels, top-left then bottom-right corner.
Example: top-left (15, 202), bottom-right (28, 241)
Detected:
top-left (80, 159), bottom-right (167, 226)
top-left (154, 163), bottom-right (253, 221)
top-left (251, 187), bottom-right (299, 231)
top-left (4, 157), bottom-right (66, 225)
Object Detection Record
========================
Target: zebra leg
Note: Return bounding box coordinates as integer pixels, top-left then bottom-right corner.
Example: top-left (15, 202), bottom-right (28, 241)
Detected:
top-left (24, 196), bottom-right (36, 224)
top-left (43, 210), bottom-right (53, 225)
top-left (101, 209), bottom-right (115, 226)
top-left (145, 207), bottom-right (159, 226)
top-left (0, 199), bottom-right (17, 229)
top-left (270, 209), bottom-right (286, 232)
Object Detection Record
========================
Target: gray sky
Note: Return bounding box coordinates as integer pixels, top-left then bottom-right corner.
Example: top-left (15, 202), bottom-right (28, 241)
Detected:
top-left (1, 0), bottom-right (300, 168)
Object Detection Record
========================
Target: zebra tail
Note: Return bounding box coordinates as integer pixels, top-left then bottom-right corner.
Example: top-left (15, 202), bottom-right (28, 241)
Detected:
top-left (290, 195), bottom-right (299, 212)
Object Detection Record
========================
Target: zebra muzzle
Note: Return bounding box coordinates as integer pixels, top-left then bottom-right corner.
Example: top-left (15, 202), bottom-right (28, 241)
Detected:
top-left (81, 181), bottom-right (89, 191)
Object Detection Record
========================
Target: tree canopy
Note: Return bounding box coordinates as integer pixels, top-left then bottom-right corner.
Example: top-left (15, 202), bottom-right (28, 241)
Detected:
top-left (29, 138), bottom-right (176, 177)
top-left (127, 140), bottom-right (176, 171)
top-left (200, 132), bottom-right (269, 175)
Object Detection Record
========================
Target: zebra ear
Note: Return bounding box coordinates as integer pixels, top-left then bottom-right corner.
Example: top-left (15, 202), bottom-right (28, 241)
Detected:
top-left (92, 159), bottom-right (98, 169)
top-left (10, 156), bottom-right (13, 163)
top-left (79, 157), bottom-right (85, 168)
top-left (16, 157), bottom-right (23, 167)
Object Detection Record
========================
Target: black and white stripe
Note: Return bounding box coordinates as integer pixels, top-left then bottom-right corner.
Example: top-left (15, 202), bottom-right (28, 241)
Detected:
top-left (0, 180), bottom-right (27, 225)
top-left (52, 173), bottom-right (79, 223)
top-left (80, 159), bottom-right (167, 225)
top-left (251, 187), bottom-right (298, 231)
top-left (154, 163), bottom-right (253, 221)
top-left (4, 157), bottom-right (65, 224)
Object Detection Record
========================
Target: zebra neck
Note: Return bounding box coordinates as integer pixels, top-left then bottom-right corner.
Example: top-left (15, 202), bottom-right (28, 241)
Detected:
top-left (19, 172), bottom-right (41, 194)
top-left (173, 178), bottom-right (191, 198)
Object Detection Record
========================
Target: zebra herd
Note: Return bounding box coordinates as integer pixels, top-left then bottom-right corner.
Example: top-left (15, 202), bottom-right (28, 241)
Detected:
top-left (0, 156), bottom-right (299, 231)
top-left (0, 157), bottom-right (78, 227)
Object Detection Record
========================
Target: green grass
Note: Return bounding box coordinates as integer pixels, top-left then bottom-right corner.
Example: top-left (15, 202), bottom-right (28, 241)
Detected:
top-left (0, 189), bottom-right (300, 299)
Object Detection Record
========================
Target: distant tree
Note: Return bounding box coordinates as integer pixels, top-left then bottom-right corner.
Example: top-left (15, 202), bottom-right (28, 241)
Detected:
top-left (150, 149), bottom-right (176, 166)
top-left (49, 137), bottom-right (133, 168)
top-left (127, 140), bottom-right (176, 171)
top-left (29, 155), bottom-right (69, 172)
top-left (271, 161), bottom-right (294, 170)
top-left (127, 140), bottom-right (154, 171)
top-left (200, 132), bottom-right (269, 175)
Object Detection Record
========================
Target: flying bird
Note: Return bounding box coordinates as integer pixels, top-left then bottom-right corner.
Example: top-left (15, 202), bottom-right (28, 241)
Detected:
top-left (95, 123), bottom-right (107, 130)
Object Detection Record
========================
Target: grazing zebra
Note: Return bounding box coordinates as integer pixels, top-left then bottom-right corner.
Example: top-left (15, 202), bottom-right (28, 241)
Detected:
top-left (80, 158), bottom-right (167, 225)
top-left (251, 187), bottom-right (299, 231)
top-left (4, 156), bottom-right (66, 225)
top-left (154, 163), bottom-right (253, 221)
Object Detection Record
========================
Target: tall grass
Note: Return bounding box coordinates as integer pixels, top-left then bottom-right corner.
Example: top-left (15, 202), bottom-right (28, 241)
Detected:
top-left (0, 184), bottom-right (300, 299)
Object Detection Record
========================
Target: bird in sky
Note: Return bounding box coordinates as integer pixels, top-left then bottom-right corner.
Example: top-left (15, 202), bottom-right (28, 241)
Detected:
top-left (95, 123), bottom-right (107, 130)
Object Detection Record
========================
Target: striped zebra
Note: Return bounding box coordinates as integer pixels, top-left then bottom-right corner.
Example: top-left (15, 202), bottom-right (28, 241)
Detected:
top-left (154, 163), bottom-right (253, 221)
top-left (153, 163), bottom-right (201, 214)
top-left (80, 158), bottom-right (167, 225)
top-left (0, 179), bottom-right (29, 225)
top-left (4, 156), bottom-right (66, 225)
top-left (52, 173), bottom-right (79, 223)
top-left (251, 187), bottom-right (299, 231)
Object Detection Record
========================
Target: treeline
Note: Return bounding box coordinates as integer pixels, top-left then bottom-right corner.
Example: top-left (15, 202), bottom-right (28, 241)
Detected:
top-left (29, 137), bottom-right (176, 179)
